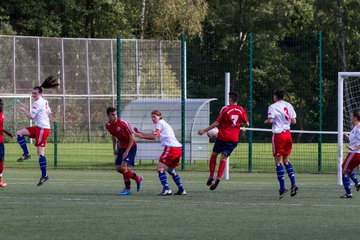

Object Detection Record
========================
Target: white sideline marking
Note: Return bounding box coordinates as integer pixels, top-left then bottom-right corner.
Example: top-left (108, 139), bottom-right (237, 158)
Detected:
top-left (0, 195), bottom-right (359, 208)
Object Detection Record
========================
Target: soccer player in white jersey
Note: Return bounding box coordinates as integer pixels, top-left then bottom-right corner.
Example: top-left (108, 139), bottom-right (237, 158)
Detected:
top-left (134, 110), bottom-right (186, 196)
top-left (16, 76), bottom-right (59, 186)
top-left (265, 89), bottom-right (298, 199)
top-left (340, 110), bottom-right (360, 198)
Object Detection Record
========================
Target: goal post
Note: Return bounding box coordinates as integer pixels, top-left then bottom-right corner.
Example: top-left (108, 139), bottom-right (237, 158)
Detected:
top-left (338, 72), bottom-right (360, 185)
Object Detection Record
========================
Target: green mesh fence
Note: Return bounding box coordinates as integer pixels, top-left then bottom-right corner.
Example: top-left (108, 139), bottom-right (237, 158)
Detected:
top-left (0, 33), bottom-right (350, 172)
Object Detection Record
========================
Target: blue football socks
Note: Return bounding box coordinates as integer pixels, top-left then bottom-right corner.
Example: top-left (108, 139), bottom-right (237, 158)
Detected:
top-left (349, 171), bottom-right (359, 185)
top-left (167, 168), bottom-right (184, 191)
top-left (158, 171), bottom-right (170, 190)
top-left (17, 135), bottom-right (29, 155)
top-left (276, 163), bottom-right (285, 190)
top-left (342, 173), bottom-right (351, 194)
top-left (285, 162), bottom-right (296, 187)
top-left (39, 155), bottom-right (47, 178)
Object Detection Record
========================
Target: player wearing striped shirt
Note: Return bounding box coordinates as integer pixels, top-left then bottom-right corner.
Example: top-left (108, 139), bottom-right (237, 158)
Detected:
top-left (340, 110), bottom-right (360, 198)
top-left (265, 89), bottom-right (298, 199)
top-left (134, 110), bottom-right (186, 196)
top-left (105, 107), bottom-right (143, 195)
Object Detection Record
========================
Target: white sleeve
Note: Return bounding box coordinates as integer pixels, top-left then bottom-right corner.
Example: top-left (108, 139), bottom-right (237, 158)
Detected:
top-left (267, 105), bottom-right (275, 119)
top-left (289, 104), bottom-right (296, 118)
top-left (30, 102), bottom-right (39, 118)
top-left (355, 127), bottom-right (360, 140)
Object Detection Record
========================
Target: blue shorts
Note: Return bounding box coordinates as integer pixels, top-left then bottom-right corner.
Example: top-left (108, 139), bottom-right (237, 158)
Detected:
top-left (0, 142), bottom-right (4, 161)
top-left (212, 139), bottom-right (238, 157)
top-left (115, 145), bottom-right (137, 166)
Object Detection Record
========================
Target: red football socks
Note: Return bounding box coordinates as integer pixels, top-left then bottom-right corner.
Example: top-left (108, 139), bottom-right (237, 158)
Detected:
top-left (209, 155), bottom-right (217, 178)
top-left (0, 161), bottom-right (4, 175)
top-left (217, 159), bottom-right (226, 179)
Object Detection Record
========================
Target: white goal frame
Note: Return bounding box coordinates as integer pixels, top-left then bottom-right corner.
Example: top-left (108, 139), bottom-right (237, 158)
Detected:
top-left (338, 72), bottom-right (360, 184)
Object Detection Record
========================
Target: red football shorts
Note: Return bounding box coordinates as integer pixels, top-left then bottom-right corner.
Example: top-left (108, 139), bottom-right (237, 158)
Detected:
top-left (342, 152), bottom-right (360, 173)
top-left (26, 126), bottom-right (50, 147)
top-left (159, 146), bottom-right (182, 168)
top-left (272, 130), bottom-right (292, 157)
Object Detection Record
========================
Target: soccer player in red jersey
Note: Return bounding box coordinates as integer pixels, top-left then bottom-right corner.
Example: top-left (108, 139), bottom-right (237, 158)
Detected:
top-left (198, 91), bottom-right (249, 190)
top-left (340, 110), bottom-right (360, 198)
top-left (0, 99), bottom-right (13, 187)
top-left (264, 89), bottom-right (298, 199)
top-left (105, 107), bottom-right (143, 195)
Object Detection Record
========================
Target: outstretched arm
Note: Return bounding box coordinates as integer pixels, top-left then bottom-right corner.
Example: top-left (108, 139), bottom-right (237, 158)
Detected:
top-left (264, 118), bottom-right (273, 124)
top-left (198, 121), bottom-right (219, 136)
top-left (133, 127), bottom-right (157, 140)
top-left (2, 129), bottom-right (13, 138)
top-left (19, 106), bottom-right (33, 120)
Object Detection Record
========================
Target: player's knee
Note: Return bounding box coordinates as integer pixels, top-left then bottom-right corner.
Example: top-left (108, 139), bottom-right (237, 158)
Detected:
top-left (167, 167), bottom-right (176, 176)
top-left (157, 166), bottom-right (165, 172)
top-left (116, 166), bottom-right (124, 173)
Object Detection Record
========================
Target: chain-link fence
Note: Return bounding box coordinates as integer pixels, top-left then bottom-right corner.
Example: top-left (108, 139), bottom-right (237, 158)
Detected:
top-left (0, 33), bottom-right (349, 173)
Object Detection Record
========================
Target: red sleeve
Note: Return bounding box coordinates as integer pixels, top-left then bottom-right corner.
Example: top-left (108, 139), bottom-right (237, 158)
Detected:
top-left (122, 121), bottom-right (133, 136)
top-left (216, 106), bottom-right (227, 122)
top-left (105, 123), bottom-right (111, 133)
top-left (241, 107), bottom-right (249, 123)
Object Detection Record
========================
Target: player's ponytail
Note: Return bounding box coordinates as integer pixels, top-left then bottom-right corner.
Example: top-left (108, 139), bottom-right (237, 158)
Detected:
top-left (34, 75), bottom-right (60, 94)
top-left (0, 98), bottom-right (3, 112)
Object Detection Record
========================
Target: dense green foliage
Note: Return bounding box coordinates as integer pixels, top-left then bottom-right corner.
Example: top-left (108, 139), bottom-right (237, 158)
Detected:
top-left (1, 0), bottom-right (360, 131)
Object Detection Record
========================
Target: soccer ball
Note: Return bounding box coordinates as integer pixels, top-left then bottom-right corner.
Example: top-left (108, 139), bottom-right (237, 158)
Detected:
top-left (207, 127), bottom-right (219, 139)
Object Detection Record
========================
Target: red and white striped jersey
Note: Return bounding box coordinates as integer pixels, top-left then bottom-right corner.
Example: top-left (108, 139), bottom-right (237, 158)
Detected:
top-left (267, 100), bottom-right (296, 133)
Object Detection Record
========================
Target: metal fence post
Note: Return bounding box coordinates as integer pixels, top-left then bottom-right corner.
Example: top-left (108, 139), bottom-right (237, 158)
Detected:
top-left (248, 32), bottom-right (253, 173)
top-left (54, 121), bottom-right (58, 169)
top-left (117, 34), bottom-right (121, 118)
top-left (181, 32), bottom-right (186, 171)
top-left (318, 31), bottom-right (323, 174)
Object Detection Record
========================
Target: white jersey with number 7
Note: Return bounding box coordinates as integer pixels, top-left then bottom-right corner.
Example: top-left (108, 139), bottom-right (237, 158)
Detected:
top-left (267, 100), bottom-right (296, 134)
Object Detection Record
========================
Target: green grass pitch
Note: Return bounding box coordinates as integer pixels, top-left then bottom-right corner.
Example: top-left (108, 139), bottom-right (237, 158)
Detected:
top-left (1, 169), bottom-right (359, 240)
top-left (3, 142), bottom-right (339, 173)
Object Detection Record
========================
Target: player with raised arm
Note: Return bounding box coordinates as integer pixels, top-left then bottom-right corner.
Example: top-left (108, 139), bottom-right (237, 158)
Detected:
top-left (340, 110), bottom-right (360, 198)
top-left (198, 91), bottom-right (249, 190)
top-left (134, 110), bottom-right (186, 196)
top-left (0, 99), bottom-right (13, 187)
top-left (16, 75), bottom-right (59, 186)
top-left (105, 107), bottom-right (143, 195)
top-left (264, 89), bottom-right (298, 199)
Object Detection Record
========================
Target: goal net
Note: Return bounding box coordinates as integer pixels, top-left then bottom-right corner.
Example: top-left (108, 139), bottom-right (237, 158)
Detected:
top-left (338, 72), bottom-right (360, 184)
top-left (0, 95), bottom-right (32, 137)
